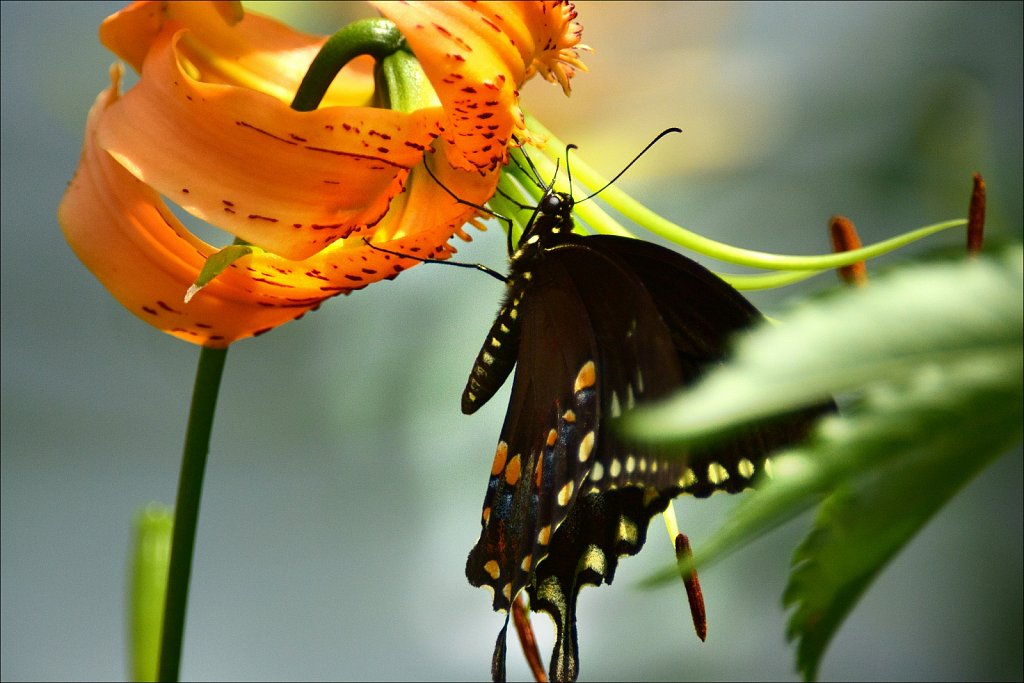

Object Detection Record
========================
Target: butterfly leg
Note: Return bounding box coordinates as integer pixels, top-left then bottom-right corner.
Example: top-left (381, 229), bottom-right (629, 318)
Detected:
top-left (361, 238), bottom-right (508, 283)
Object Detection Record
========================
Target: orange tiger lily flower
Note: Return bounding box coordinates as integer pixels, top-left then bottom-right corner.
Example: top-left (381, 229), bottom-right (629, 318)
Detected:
top-left (59, 1), bottom-right (587, 347)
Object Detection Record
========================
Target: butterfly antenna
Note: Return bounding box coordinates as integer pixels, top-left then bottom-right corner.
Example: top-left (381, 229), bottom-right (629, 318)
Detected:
top-left (565, 143), bottom-right (579, 198)
top-left (577, 127), bottom-right (682, 203)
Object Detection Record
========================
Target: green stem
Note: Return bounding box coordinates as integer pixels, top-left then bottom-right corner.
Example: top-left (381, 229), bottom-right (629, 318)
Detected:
top-left (523, 114), bottom-right (969, 276)
top-left (157, 346), bottom-right (228, 682)
top-left (291, 18), bottom-right (406, 112)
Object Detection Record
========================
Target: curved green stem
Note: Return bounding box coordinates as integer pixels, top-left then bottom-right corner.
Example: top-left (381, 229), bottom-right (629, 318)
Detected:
top-left (523, 114), bottom-right (969, 275)
top-left (157, 346), bottom-right (228, 682)
top-left (291, 18), bottom-right (406, 112)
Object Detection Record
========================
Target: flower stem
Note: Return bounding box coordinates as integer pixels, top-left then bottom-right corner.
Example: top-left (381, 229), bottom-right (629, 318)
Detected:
top-left (291, 18), bottom-right (406, 112)
top-left (158, 346), bottom-right (228, 682)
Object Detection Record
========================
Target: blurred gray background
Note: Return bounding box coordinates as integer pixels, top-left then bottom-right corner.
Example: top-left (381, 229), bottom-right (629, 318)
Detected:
top-left (2, 1), bottom-right (1021, 680)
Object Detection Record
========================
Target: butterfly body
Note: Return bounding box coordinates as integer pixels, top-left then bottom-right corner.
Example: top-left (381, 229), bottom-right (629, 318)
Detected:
top-left (464, 188), bottom-right (826, 682)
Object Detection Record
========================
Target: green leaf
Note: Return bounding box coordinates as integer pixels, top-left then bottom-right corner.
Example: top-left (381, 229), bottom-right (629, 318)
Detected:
top-left (620, 247), bottom-right (1022, 444)
top-left (783, 354), bottom-right (1021, 680)
top-left (184, 244), bottom-right (263, 303)
top-left (627, 247), bottom-right (1023, 679)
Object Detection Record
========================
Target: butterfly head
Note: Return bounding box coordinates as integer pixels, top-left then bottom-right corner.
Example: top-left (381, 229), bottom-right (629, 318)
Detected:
top-left (516, 190), bottom-right (577, 254)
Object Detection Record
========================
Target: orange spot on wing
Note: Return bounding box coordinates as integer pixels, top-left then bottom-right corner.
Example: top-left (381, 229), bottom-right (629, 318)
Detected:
top-left (505, 454), bottom-right (522, 486)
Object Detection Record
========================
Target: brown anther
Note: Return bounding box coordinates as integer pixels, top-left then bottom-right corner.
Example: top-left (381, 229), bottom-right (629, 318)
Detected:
top-left (967, 172), bottom-right (986, 257)
top-left (512, 593), bottom-right (548, 682)
top-left (829, 215), bottom-right (868, 287)
top-left (675, 533), bottom-right (707, 642)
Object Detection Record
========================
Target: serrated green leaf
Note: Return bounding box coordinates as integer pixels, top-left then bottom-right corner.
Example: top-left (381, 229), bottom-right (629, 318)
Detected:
top-left (783, 356), bottom-right (1021, 680)
top-left (620, 247), bottom-right (1022, 444)
top-left (630, 248), bottom-right (1023, 679)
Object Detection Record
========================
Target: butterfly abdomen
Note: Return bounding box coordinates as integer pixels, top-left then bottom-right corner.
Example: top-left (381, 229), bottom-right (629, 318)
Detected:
top-left (461, 272), bottom-right (531, 415)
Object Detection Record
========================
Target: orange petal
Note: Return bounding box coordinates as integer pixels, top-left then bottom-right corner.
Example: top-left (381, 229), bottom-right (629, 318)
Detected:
top-left (96, 29), bottom-right (444, 260)
top-left (61, 67), bottom-right (500, 347)
top-left (373, 2), bottom-right (587, 171)
top-left (100, 1), bottom-right (374, 108)
top-left (372, 1), bottom-right (527, 173)
top-left (60, 66), bottom-right (296, 347)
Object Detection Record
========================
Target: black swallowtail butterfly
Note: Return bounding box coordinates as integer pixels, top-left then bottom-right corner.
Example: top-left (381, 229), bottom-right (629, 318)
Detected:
top-left (457, 135), bottom-right (832, 682)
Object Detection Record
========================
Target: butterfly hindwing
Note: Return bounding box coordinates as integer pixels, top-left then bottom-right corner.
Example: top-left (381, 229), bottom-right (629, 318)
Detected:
top-left (597, 235), bottom-right (830, 495)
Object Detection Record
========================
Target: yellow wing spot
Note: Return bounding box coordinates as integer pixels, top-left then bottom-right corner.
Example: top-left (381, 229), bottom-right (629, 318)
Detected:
top-left (557, 480), bottom-right (575, 506)
top-left (638, 457), bottom-right (648, 473)
top-left (590, 461), bottom-right (604, 481)
top-left (636, 368), bottom-right (645, 394)
top-left (489, 337), bottom-right (502, 348)
top-left (625, 455), bottom-right (636, 474)
top-left (536, 576), bottom-right (564, 611)
top-left (609, 391), bottom-right (621, 417)
top-left (609, 458), bottom-right (622, 478)
top-left (617, 515), bottom-right (639, 545)
top-left (763, 457), bottom-right (774, 479)
top-left (522, 271), bottom-right (533, 281)
top-left (546, 429), bottom-right (558, 447)
top-left (577, 431), bottom-right (595, 462)
top-left (574, 361), bottom-right (597, 393)
top-left (481, 351), bottom-right (495, 365)
top-left (537, 525), bottom-right (551, 545)
top-left (505, 454), bottom-right (522, 486)
top-left (502, 582), bottom-right (513, 603)
top-left (708, 462), bottom-right (730, 485)
top-left (482, 506), bottom-right (491, 525)
top-left (466, 391), bottom-right (477, 403)
top-left (490, 442), bottom-right (508, 476)
top-left (500, 323), bottom-right (510, 333)
top-left (678, 468), bottom-right (697, 489)
top-left (625, 384), bottom-right (636, 409)
top-left (581, 545), bottom-right (607, 576)
top-left (521, 554), bottom-right (533, 573)
top-left (509, 308), bottom-right (518, 320)
top-left (738, 458), bottom-right (756, 479)
top-left (533, 454), bottom-right (544, 488)
top-left (483, 560), bottom-right (501, 580)
top-left (562, 409), bottom-right (576, 423)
